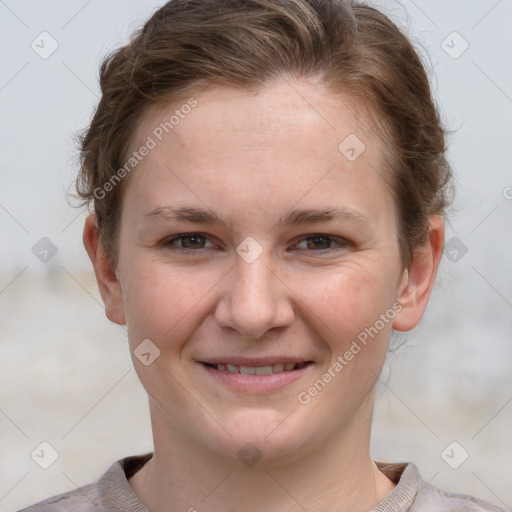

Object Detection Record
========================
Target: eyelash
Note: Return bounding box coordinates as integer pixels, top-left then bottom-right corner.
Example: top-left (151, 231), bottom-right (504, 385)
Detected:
top-left (162, 233), bottom-right (351, 254)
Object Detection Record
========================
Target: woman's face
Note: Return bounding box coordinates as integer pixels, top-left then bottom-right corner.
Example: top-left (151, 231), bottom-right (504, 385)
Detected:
top-left (106, 78), bottom-right (424, 464)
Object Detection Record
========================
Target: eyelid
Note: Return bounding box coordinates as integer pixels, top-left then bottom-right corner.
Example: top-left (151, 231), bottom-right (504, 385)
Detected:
top-left (163, 232), bottom-right (218, 250)
top-left (292, 233), bottom-right (352, 252)
top-left (162, 232), bottom-right (351, 254)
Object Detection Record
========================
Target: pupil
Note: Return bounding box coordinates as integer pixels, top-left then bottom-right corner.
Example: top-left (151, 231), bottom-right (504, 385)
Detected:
top-left (185, 234), bottom-right (203, 248)
top-left (309, 236), bottom-right (329, 250)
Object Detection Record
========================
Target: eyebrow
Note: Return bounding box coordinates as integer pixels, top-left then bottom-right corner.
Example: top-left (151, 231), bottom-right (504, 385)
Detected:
top-left (142, 205), bottom-right (372, 229)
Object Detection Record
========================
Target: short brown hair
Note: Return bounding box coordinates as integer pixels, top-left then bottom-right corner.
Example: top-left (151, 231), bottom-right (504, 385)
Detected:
top-left (75, 0), bottom-right (452, 268)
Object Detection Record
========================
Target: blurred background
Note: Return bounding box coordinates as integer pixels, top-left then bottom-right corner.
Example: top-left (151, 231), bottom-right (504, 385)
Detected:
top-left (0, 0), bottom-right (511, 510)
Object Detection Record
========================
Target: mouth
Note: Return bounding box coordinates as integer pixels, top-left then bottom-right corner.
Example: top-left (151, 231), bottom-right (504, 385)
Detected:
top-left (201, 361), bottom-right (313, 375)
top-left (197, 359), bottom-right (315, 393)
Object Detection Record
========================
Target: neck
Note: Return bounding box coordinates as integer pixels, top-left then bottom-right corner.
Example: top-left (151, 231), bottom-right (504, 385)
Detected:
top-left (129, 393), bottom-right (395, 512)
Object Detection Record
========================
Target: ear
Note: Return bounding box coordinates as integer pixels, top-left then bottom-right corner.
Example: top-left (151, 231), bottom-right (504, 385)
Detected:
top-left (83, 213), bottom-right (126, 325)
top-left (392, 215), bottom-right (444, 332)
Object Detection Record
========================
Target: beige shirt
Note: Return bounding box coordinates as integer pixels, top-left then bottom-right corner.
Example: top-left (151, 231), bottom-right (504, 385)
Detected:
top-left (17, 453), bottom-right (507, 512)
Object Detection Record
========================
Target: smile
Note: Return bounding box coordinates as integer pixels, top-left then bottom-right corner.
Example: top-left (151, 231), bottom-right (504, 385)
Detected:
top-left (203, 361), bottom-right (312, 375)
top-left (198, 360), bottom-right (315, 393)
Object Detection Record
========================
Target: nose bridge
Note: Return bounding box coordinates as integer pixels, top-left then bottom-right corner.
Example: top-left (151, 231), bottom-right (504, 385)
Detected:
top-left (215, 244), bottom-right (293, 339)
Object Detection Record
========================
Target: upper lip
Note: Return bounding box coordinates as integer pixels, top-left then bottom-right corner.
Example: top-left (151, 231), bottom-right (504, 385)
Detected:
top-left (198, 357), bottom-right (314, 367)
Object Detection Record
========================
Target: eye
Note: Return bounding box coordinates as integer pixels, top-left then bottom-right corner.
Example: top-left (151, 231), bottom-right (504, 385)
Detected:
top-left (163, 233), bottom-right (216, 252)
top-left (293, 234), bottom-right (351, 253)
top-left (161, 232), bottom-right (351, 255)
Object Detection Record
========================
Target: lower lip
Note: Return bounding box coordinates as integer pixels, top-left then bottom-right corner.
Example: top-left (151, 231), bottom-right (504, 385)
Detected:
top-left (198, 363), bottom-right (314, 393)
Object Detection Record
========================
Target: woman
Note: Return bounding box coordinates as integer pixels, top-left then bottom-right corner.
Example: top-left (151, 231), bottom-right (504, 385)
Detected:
top-left (19, 0), bottom-right (506, 510)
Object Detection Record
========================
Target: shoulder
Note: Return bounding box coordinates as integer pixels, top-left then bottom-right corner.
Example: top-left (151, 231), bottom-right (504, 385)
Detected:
top-left (412, 480), bottom-right (508, 512)
top-left (374, 461), bottom-right (507, 512)
top-left (16, 481), bottom-right (100, 512)
top-left (16, 453), bottom-right (152, 512)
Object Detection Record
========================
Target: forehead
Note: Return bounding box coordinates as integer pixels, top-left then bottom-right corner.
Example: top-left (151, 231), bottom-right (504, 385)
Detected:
top-left (134, 78), bottom-right (373, 159)
top-left (123, 78), bottom-right (394, 229)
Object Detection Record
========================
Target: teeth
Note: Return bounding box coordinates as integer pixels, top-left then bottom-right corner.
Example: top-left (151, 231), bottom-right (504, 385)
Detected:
top-left (211, 362), bottom-right (309, 374)
top-left (255, 366), bottom-right (272, 375)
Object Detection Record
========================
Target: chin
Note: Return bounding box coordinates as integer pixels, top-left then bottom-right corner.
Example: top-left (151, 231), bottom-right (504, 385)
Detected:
top-left (200, 406), bottom-right (320, 468)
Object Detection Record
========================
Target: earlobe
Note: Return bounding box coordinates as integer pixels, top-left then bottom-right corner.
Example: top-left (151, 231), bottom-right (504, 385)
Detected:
top-left (83, 214), bottom-right (126, 325)
top-left (392, 215), bottom-right (444, 332)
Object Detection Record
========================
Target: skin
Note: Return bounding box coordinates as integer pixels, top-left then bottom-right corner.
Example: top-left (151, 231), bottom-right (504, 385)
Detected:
top-left (83, 77), bottom-right (444, 512)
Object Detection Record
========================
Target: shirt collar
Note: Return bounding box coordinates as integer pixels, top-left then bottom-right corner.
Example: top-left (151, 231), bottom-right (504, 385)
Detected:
top-left (97, 453), bottom-right (420, 512)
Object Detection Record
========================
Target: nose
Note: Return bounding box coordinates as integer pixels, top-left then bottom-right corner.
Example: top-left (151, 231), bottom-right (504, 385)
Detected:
top-left (214, 247), bottom-right (295, 340)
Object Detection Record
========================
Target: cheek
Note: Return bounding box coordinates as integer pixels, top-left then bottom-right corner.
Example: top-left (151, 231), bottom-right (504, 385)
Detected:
top-left (292, 267), bottom-right (398, 419)
top-left (298, 264), bottom-right (398, 350)
top-left (121, 257), bottom-right (224, 351)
